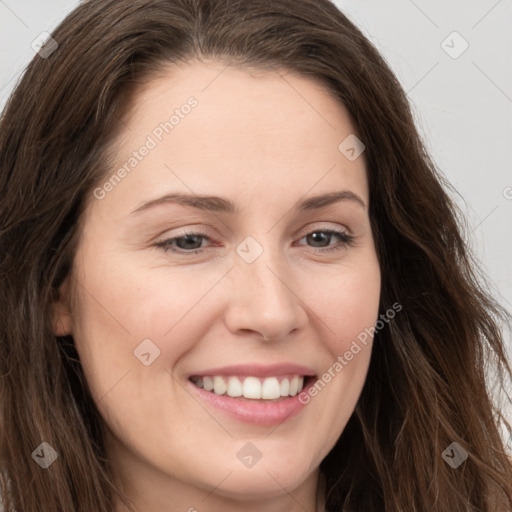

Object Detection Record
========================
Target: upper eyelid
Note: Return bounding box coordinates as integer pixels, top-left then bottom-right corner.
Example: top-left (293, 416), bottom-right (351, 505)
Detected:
top-left (159, 221), bottom-right (352, 239)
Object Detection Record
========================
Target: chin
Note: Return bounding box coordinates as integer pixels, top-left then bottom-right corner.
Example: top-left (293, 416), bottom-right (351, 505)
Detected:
top-left (201, 460), bottom-right (311, 499)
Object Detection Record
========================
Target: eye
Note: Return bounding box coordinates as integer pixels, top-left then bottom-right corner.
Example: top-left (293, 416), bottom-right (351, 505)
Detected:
top-left (154, 228), bottom-right (355, 255)
top-left (296, 228), bottom-right (355, 252)
top-left (155, 231), bottom-right (212, 254)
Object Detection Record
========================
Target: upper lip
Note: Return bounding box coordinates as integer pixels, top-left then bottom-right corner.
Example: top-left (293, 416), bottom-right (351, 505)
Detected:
top-left (187, 363), bottom-right (316, 378)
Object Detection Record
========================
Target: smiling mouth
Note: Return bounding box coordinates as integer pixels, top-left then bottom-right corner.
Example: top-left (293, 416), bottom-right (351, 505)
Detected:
top-left (189, 374), bottom-right (313, 401)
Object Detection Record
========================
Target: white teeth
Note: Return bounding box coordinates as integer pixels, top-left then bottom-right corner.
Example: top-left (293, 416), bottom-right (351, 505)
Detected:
top-left (192, 375), bottom-right (307, 399)
top-left (227, 376), bottom-right (243, 397)
top-left (203, 376), bottom-right (214, 392)
top-left (261, 377), bottom-right (281, 399)
top-left (213, 376), bottom-right (227, 395)
top-left (289, 376), bottom-right (299, 396)
top-left (243, 376), bottom-right (261, 399)
top-left (280, 378), bottom-right (290, 396)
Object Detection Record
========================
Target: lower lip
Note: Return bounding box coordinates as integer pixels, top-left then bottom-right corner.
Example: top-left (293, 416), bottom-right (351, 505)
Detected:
top-left (186, 378), bottom-right (314, 426)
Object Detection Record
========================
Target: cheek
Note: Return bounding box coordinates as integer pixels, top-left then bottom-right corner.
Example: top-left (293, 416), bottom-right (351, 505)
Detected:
top-left (69, 253), bottom-right (231, 398)
top-left (299, 258), bottom-right (380, 447)
top-left (307, 253), bottom-right (381, 355)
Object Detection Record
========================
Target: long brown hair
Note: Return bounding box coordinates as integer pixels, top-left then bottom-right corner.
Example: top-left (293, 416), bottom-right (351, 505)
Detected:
top-left (1, 0), bottom-right (511, 510)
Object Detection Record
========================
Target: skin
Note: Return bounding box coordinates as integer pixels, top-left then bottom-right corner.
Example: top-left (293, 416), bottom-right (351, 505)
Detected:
top-left (53, 59), bottom-right (381, 512)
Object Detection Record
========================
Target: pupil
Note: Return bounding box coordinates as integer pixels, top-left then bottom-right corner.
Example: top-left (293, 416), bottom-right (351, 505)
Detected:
top-left (309, 232), bottom-right (329, 247)
top-left (178, 234), bottom-right (201, 250)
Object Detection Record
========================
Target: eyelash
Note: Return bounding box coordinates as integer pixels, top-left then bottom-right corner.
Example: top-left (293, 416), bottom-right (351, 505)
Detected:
top-left (154, 228), bottom-right (355, 255)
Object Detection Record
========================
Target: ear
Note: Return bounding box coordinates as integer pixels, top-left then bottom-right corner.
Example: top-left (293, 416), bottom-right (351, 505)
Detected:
top-left (51, 276), bottom-right (74, 336)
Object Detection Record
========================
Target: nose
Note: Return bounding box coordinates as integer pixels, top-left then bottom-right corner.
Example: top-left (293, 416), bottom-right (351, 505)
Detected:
top-left (223, 238), bottom-right (307, 342)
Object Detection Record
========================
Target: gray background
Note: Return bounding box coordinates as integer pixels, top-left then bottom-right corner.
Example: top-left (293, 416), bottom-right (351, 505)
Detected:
top-left (1, 1), bottom-right (511, 443)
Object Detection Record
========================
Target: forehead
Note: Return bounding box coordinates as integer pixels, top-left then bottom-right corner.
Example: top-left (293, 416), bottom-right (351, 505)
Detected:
top-left (94, 59), bottom-right (368, 218)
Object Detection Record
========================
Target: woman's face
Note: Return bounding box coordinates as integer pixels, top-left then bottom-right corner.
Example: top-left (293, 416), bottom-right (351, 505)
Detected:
top-left (54, 60), bottom-right (381, 510)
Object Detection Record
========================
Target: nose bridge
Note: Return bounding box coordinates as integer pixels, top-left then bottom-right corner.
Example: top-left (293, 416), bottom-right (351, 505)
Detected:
top-left (236, 233), bottom-right (287, 292)
top-left (226, 233), bottom-right (304, 339)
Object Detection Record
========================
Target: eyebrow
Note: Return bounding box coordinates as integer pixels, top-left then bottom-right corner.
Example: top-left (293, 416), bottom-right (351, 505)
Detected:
top-left (130, 190), bottom-right (366, 215)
